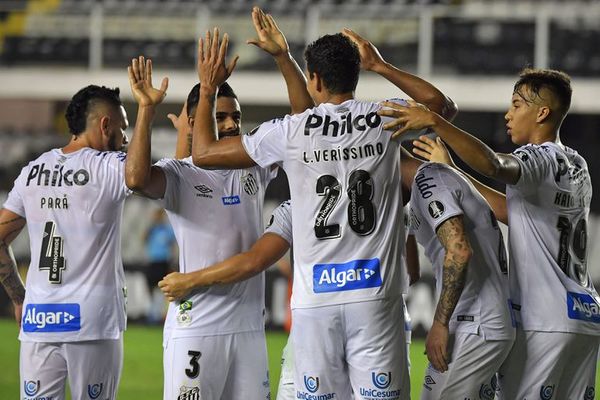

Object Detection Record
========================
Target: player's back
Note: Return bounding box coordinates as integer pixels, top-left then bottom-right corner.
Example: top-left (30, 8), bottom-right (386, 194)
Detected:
top-left (409, 163), bottom-right (513, 339)
top-left (4, 147), bottom-right (129, 342)
top-left (507, 142), bottom-right (599, 334)
top-left (261, 99), bottom-right (405, 308)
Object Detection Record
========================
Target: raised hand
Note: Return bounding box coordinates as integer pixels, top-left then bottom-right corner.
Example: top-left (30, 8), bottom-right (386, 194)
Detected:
top-left (341, 28), bottom-right (386, 72)
top-left (378, 100), bottom-right (436, 138)
top-left (128, 55), bottom-right (169, 107)
top-left (167, 100), bottom-right (189, 134)
top-left (197, 28), bottom-right (239, 91)
top-left (247, 6), bottom-right (289, 57)
top-left (425, 320), bottom-right (450, 372)
top-left (413, 135), bottom-right (455, 166)
top-left (158, 272), bottom-right (192, 302)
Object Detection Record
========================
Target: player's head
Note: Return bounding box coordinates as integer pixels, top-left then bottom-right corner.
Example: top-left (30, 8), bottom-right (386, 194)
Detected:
top-left (505, 68), bottom-right (572, 145)
top-left (65, 85), bottom-right (128, 151)
top-left (186, 82), bottom-right (241, 140)
top-left (304, 33), bottom-right (360, 103)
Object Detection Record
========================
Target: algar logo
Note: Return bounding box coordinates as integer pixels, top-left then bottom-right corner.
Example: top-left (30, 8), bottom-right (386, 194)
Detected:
top-left (313, 259), bottom-right (382, 293)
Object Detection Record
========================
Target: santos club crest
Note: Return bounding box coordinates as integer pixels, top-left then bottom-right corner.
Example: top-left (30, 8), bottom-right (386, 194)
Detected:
top-left (241, 173), bottom-right (259, 196)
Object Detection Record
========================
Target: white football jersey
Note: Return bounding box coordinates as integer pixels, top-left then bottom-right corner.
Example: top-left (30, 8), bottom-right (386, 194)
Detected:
top-left (409, 163), bottom-right (513, 340)
top-left (507, 142), bottom-right (600, 335)
top-left (3, 148), bottom-right (130, 342)
top-left (242, 99), bottom-right (407, 309)
top-left (157, 157), bottom-right (276, 342)
top-left (264, 200), bottom-right (292, 245)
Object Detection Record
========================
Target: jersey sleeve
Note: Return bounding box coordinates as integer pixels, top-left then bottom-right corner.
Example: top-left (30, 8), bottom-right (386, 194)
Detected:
top-left (100, 151), bottom-right (131, 201)
top-left (411, 166), bottom-right (464, 233)
top-left (154, 158), bottom-right (181, 211)
top-left (2, 166), bottom-right (28, 217)
top-left (511, 144), bottom-right (555, 192)
top-left (241, 117), bottom-right (287, 168)
top-left (264, 200), bottom-right (292, 245)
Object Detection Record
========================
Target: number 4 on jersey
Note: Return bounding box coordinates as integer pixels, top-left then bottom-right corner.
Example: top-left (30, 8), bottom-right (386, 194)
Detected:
top-left (39, 221), bottom-right (66, 283)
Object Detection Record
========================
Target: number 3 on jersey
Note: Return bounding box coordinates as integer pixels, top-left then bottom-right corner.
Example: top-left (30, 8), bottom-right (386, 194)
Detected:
top-left (314, 169), bottom-right (376, 239)
top-left (39, 221), bottom-right (66, 284)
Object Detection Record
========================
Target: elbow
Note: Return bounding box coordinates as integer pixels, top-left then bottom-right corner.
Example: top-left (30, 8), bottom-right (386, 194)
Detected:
top-left (191, 151), bottom-right (210, 168)
top-left (441, 97), bottom-right (458, 122)
top-left (125, 169), bottom-right (146, 192)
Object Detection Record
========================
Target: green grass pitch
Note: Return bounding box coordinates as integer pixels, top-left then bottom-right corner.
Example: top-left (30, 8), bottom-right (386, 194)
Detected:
top-left (0, 319), bottom-right (598, 398)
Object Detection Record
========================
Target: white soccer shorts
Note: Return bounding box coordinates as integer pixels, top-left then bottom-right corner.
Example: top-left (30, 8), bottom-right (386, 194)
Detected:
top-left (420, 332), bottom-right (512, 400)
top-left (163, 330), bottom-right (270, 400)
top-left (20, 337), bottom-right (123, 400)
top-left (497, 329), bottom-right (599, 399)
top-left (291, 297), bottom-right (410, 400)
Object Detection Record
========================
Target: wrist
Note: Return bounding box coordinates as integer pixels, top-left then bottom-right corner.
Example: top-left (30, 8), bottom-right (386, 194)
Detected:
top-left (199, 85), bottom-right (218, 97)
top-left (369, 60), bottom-right (389, 74)
top-left (274, 51), bottom-right (292, 63)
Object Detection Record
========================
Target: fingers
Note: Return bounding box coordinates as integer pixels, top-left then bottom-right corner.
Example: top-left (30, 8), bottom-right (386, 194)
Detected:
top-left (341, 27), bottom-right (362, 43)
top-left (266, 13), bottom-right (280, 31)
top-left (146, 58), bottom-right (153, 86)
top-left (412, 147), bottom-right (433, 160)
top-left (211, 27), bottom-right (220, 59)
top-left (218, 32), bottom-right (229, 64)
top-left (138, 55), bottom-right (146, 83)
top-left (127, 66), bottom-right (136, 86)
top-left (379, 101), bottom-right (406, 111)
top-left (391, 124), bottom-right (413, 139)
top-left (381, 116), bottom-right (407, 131)
top-left (167, 113), bottom-right (177, 125)
top-left (159, 77), bottom-right (169, 95)
top-left (198, 37), bottom-right (204, 62)
top-left (227, 55), bottom-right (239, 75)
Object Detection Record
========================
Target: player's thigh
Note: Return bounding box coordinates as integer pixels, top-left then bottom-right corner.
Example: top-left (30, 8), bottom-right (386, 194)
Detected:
top-left (65, 337), bottom-right (123, 400)
top-left (291, 305), bottom-right (352, 400)
top-left (276, 340), bottom-right (295, 400)
top-left (345, 298), bottom-right (410, 400)
top-left (163, 335), bottom-right (232, 400)
top-left (555, 334), bottom-right (600, 399)
top-left (21, 341), bottom-right (68, 400)
top-left (499, 330), bottom-right (573, 399)
top-left (439, 334), bottom-right (511, 400)
top-left (222, 330), bottom-right (270, 400)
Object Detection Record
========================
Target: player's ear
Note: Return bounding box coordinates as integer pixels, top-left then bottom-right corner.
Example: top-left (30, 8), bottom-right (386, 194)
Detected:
top-left (99, 115), bottom-right (110, 136)
top-left (313, 72), bottom-right (324, 93)
top-left (188, 116), bottom-right (195, 129)
top-left (536, 105), bottom-right (551, 123)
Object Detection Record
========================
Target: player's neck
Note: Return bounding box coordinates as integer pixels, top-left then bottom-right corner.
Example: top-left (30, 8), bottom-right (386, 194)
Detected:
top-left (62, 134), bottom-right (94, 154)
top-left (528, 125), bottom-right (560, 145)
top-left (317, 92), bottom-right (354, 105)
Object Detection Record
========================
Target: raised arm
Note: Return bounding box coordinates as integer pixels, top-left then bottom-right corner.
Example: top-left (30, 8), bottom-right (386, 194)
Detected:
top-left (342, 29), bottom-right (457, 120)
top-left (125, 56), bottom-right (170, 199)
top-left (413, 135), bottom-right (508, 224)
top-left (248, 7), bottom-right (313, 114)
top-left (427, 215), bottom-right (472, 373)
top-left (0, 208), bottom-right (26, 327)
top-left (192, 29), bottom-right (255, 169)
top-left (379, 101), bottom-right (521, 186)
top-left (158, 232), bottom-right (289, 301)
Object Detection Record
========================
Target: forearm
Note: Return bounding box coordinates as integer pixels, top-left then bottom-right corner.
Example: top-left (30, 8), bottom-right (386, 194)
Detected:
top-left (0, 243), bottom-right (25, 305)
top-left (434, 251), bottom-right (469, 326)
top-left (460, 170), bottom-right (508, 224)
top-left (188, 252), bottom-right (264, 288)
top-left (274, 52), bottom-right (313, 114)
top-left (126, 105), bottom-right (157, 190)
top-left (430, 114), bottom-right (504, 179)
top-left (373, 62), bottom-right (456, 119)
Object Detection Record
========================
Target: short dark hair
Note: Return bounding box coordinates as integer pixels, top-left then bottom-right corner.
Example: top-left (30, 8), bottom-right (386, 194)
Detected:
top-left (514, 68), bottom-right (572, 117)
top-left (186, 82), bottom-right (238, 116)
top-left (65, 85), bottom-right (122, 135)
top-left (304, 33), bottom-right (360, 94)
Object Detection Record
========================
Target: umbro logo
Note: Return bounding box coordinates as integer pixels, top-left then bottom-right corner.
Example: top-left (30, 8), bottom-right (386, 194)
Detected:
top-left (194, 184), bottom-right (213, 198)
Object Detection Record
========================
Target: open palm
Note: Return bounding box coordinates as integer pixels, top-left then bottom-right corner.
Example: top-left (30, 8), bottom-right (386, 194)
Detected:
top-left (128, 55), bottom-right (168, 107)
top-left (247, 6), bottom-right (289, 57)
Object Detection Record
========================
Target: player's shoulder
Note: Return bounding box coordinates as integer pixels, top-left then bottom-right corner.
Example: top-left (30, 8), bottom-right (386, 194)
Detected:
top-left (512, 142), bottom-right (558, 163)
top-left (412, 162), bottom-right (464, 200)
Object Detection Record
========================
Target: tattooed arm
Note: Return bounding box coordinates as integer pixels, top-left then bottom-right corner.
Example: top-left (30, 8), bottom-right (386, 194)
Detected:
top-left (0, 208), bottom-right (26, 327)
top-left (425, 215), bottom-right (472, 372)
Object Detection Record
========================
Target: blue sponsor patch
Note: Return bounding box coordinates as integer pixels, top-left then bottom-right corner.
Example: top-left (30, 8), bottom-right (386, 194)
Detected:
top-left (313, 258), bottom-right (382, 293)
top-left (221, 195), bottom-right (240, 206)
top-left (22, 303), bottom-right (81, 332)
top-left (567, 292), bottom-right (600, 323)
